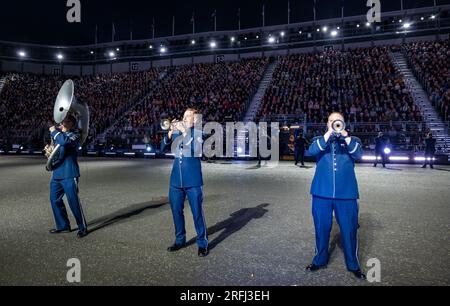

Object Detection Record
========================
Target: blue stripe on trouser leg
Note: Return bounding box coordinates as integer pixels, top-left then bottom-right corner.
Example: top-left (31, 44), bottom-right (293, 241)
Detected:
top-left (186, 187), bottom-right (208, 249)
top-left (169, 186), bottom-right (187, 245)
top-left (61, 178), bottom-right (87, 232)
top-left (50, 179), bottom-right (70, 230)
top-left (312, 196), bottom-right (333, 267)
top-left (333, 198), bottom-right (360, 271)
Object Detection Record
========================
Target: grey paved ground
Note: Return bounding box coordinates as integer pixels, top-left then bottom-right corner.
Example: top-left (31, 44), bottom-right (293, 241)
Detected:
top-left (0, 156), bottom-right (449, 286)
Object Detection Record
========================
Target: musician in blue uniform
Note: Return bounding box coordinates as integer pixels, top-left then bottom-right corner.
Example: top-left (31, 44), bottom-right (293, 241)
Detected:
top-left (163, 108), bottom-right (209, 257)
top-left (422, 132), bottom-right (436, 169)
top-left (306, 112), bottom-right (365, 279)
top-left (47, 114), bottom-right (88, 238)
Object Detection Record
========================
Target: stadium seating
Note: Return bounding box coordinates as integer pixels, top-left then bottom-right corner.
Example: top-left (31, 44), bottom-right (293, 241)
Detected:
top-left (403, 40), bottom-right (450, 123)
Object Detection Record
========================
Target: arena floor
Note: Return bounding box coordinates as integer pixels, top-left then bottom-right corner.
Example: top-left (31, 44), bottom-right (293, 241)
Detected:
top-left (0, 156), bottom-right (449, 286)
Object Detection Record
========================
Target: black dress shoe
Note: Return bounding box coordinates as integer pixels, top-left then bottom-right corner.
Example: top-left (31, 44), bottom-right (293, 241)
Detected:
top-left (198, 247), bottom-right (209, 257)
top-left (77, 230), bottom-right (88, 238)
top-left (167, 243), bottom-right (186, 252)
top-left (49, 228), bottom-right (71, 234)
top-left (350, 269), bottom-right (366, 280)
top-left (305, 264), bottom-right (326, 272)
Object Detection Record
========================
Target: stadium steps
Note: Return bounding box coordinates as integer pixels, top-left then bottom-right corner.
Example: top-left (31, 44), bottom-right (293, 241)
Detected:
top-left (0, 76), bottom-right (6, 95)
top-left (93, 69), bottom-right (171, 144)
top-left (233, 60), bottom-right (278, 157)
top-left (243, 60), bottom-right (278, 123)
top-left (390, 51), bottom-right (450, 155)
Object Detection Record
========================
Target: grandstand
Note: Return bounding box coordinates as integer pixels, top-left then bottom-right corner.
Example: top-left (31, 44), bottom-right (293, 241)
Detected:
top-left (0, 4), bottom-right (449, 162)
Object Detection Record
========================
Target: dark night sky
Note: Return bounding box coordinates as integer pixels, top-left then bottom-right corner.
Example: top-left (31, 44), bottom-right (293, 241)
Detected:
top-left (0, 0), bottom-right (447, 45)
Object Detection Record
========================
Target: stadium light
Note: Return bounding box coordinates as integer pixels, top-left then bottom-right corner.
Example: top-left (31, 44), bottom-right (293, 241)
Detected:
top-left (230, 36), bottom-right (236, 42)
top-left (298, 30), bottom-right (302, 34)
top-left (256, 35), bottom-right (259, 39)
top-left (191, 40), bottom-right (196, 45)
top-left (384, 147), bottom-right (392, 155)
top-left (160, 46), bottom-right (167, 53)
top-left (56, 53), bottom-right (64, 60)
top-left (331, 30), bottom-right (338, 37)
top-left (399, 19), bottom-right (403, 23)
top-left (268, 36), bottom-right (276, 44)
top-left (420, 17), bottom-right (425, 21)
top-left (366, 22), bottom-right (371, 27)
top-left (403, 23), bottom-right (411, 29)
top-left (280, 31), bottom-right (285, 37)
top-left (90, 51), bottom-right (94, 55)
top-left (316, 28), bottom-right (320, 32)
top-left (149, 45), bottom-right (153, 49)
top-left (389, 156), bottom-right (409, 161)
top-left (431, 15), bottom-right (436, 19)
top-left (17, 50), bottom-right (26, 58)
top-left (209, 41), bottom-right (217, 48)
top-left (116, 48), bottom-right (120, 51)
top-left (108, 51), bottom-right (116, 58)
top-left (356, 24), bottom-right (360, 28)
top-left (322, 26), bottom-right (328, 33)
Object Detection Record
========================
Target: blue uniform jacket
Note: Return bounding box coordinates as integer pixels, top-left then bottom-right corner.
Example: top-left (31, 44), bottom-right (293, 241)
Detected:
top-left (309, 135), bottom-right (363, 200)
top-left (50, 130), bottom-right (81, 180)
top-left (164, 128), bottom-right (203, 188)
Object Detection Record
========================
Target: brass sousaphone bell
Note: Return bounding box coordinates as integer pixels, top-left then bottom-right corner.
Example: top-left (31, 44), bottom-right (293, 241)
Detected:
top-left (45, 80), bottom-right (90, 171)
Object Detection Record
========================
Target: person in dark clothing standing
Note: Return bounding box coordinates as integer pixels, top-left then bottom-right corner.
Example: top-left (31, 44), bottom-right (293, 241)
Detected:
top-left (373, 132), bottom-right (388, 168)
top-left (422, 132), bottom-right (436, 169)
top-left (294, 132), bottom-right (308, 166)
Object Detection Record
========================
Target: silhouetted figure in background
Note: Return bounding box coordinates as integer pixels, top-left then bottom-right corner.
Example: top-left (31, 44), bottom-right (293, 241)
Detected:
top-left (294, 132), bottom-right (309, 166)
top-left (374, 132), bottom-right (388, 168)
top-left (422, 132), bottom-right (436, 169)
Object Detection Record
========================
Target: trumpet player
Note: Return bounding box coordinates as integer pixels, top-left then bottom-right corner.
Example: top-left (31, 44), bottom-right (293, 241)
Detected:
top-left (306, 112), bottom-right (365, 279)
top-left (46, 114), bottom-right (88, 238)
top-left (163, 109), bottom-right (209, 257)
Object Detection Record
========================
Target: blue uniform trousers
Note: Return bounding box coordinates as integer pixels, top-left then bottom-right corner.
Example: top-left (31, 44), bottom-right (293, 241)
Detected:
top-left (169, 186), bottom-right (208, 248)
top-left (50, 178), bottom-right (87, 232)
top-left (312, 196), bottom-right (360, 271)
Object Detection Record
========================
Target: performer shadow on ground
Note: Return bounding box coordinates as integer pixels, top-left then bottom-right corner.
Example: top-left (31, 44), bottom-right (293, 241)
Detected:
top-left (432, 167), bottom-right (450, 172)
top-left (383, 166), bottom-right (403, 171)
top-left (186, 203), bottom-right (270, 250)
top-left (87, 197), bottom-right (170, 233)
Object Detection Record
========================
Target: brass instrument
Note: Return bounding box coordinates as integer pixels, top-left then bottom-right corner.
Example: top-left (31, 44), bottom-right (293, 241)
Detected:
top-left (331, 120), bottom-right (346, 135)
top-left (160, 119), bottom-right (183, 131)
top-left (45, 80), bottom-right (90, 171)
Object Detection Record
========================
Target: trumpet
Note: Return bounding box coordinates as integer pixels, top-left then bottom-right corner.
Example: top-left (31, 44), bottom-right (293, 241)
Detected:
top-left (160, 119), bottom-right (184, 131)
top-left (331, 120), bottom-right (346, 134)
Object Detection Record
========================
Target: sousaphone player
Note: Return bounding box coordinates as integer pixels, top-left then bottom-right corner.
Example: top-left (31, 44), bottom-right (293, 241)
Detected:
top-left (45, 80), bottom-right (89, 238)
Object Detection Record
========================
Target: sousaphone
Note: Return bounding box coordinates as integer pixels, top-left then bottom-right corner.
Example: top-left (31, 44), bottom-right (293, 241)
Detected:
top-left (45, 79), bottom-right (90, 171)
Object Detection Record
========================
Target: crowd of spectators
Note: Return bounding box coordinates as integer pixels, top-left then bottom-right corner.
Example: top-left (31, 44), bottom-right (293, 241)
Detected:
top-left (2, 43), bottom-right (444, 153)
top-left (259, 47), bottom-right (422, 124)
top-left (0, 69), bottom-right (161, 147)
top-left (105, 58), bottom-right (268, 145)
top-left (404, 40), bottom-right (450, 123)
